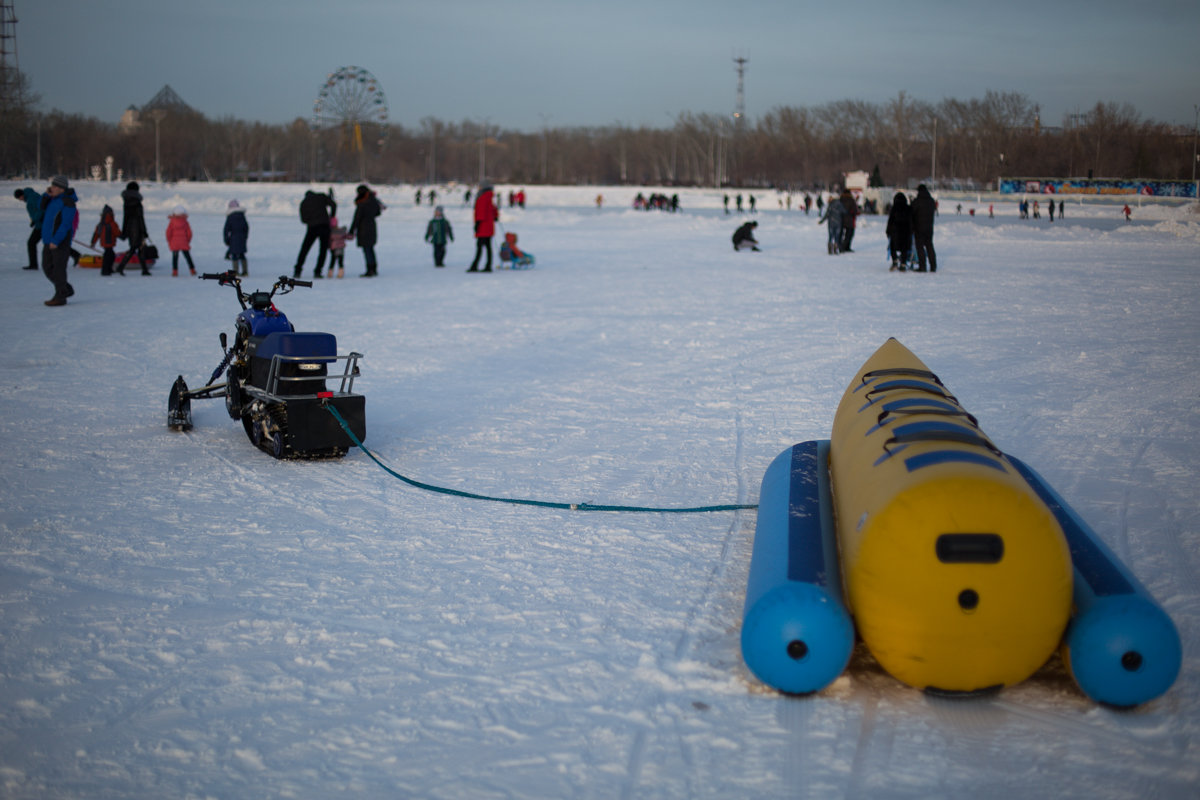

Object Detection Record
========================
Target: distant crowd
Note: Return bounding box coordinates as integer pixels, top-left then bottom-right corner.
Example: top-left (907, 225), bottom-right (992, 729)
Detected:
top-left (14, 178), bottom-right (1136, 308)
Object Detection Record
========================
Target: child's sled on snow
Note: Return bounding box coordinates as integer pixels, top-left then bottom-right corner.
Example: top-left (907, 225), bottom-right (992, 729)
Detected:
top-left (499, 231), bottom-right (535, 269)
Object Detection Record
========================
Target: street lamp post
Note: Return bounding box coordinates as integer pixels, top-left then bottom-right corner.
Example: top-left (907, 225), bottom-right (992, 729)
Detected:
top-left (151, 109), bottom-right (167, 183)
top-left (477, 118), bottom-right (490, 184)
top-left (538, 113), bottom-right (551, 183)
top-left (1192, 104), bottom-right (1198, 199)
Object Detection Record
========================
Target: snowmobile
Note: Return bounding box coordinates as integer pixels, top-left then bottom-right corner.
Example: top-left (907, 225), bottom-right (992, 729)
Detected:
top-left (167, 271), bottom-right (366, 459)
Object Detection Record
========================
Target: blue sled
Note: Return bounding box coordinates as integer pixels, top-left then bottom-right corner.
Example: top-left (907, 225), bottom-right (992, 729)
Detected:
top-left (1011, 456), bottom-right (1182, 707)
top-left (741, 440), bottom-right (854, 694)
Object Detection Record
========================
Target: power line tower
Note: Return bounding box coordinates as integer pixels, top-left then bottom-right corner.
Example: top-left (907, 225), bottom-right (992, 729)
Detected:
top-left (0, 0), bottom-right (19, 108)
top-left (732, 54), bottom-right (748, 128)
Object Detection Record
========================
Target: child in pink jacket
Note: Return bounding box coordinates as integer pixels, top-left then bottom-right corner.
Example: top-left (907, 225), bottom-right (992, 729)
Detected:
top-left (328, 215), bottom-right (348, 278)
top-left (166, 205), bottom-right (196, 276)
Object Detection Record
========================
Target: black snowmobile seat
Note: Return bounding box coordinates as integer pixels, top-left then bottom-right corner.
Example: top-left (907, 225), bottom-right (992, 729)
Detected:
top-left (252, 331), bottom-right (337, 395)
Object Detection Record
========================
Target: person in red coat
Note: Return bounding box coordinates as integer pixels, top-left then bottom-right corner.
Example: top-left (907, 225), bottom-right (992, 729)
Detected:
top-left (165, 205), bottom-right (196, 276)
top-left (468, 181), bottom-right (499, 272)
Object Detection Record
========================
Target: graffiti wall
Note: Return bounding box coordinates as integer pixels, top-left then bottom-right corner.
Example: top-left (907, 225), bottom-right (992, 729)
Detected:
top-left (999, 178), bottom-right (1197, 198)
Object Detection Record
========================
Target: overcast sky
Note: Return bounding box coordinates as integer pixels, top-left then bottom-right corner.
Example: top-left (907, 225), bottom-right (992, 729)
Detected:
top-left (14, 0), bottom-right (1200, 132)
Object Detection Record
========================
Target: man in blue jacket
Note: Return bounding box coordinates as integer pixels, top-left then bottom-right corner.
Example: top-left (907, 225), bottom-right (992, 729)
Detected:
top-left (41, 175), bottom-right (77, 306)
top-left (14, 186), bottom-right (45, 270)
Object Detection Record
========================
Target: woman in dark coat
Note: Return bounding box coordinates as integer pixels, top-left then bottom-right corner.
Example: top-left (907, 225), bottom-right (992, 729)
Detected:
top-left (348, 184), bottom-right (383, 277)
top-left (115, 181), bottom-right (150, 276)
top-left (885, 192), bottom-right (913, 271)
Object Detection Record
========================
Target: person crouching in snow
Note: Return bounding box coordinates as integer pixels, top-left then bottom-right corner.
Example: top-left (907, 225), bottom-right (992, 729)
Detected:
top-left (425, 206), bottom-right (453, 267)
top-left (166, 206), bottom-right (196, 276)
top-left (91, 205), bottom-right (122, 276)
top-left (732, 220), bottom-right (760, 251)
top-left (224, 199), bottom-right (249, 276)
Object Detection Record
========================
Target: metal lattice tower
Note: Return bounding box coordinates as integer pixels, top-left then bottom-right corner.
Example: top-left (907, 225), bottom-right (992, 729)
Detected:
top-left (733, 55), bottom-right (748, 128)
top-left (0, 0), bottom-right (18, 106)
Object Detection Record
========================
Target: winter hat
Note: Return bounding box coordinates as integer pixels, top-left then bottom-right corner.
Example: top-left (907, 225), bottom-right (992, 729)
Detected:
top-left (172, 205), bottom-right (186, 216)
top-left (127, 181), bottom-right (139, 191)
top-left (227, 199), bottom-right (240, 210)
top-left (51, 175), bottom-right (70, 189)
top-left (356, 184), bottom-right (369, 196)
top-left (434, 205), bottom-right (444, 216)
top-left (102, 204), bottom-right (113, 216)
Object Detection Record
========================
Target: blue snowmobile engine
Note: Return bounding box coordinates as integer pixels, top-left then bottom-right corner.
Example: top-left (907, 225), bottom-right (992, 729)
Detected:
top-left (237, 303), bottom-right (293, 338)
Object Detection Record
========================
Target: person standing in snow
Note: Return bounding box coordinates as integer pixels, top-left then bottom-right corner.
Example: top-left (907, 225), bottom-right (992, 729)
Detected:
top-left (348, 184), bottom-right (384, 277)
top-left (40, 175), bottom-right (77, 306)
top-left (115, 181), bottom-right (149, 276)
top-left (838, 189), bottom-right (859, 253)
top-left (166, 205), bottom-right (196, 276)
top-left (425, 205), bottom-right (454, 267)
top-left (91, 205), bottom-right (122, 276)
top-left (292, 189), bottom-right (336, 278)
top-left (224, 199), bottom-right (249, 276)
top-left (818, 192), bottom-right (843, 255)
top-left (886, 192), bottom-right (912, 271)
top-left (910, 184), bottom-right (938, 272)
top-left (467, 181), bottom-right (498, 273)
top-left (15, 187), bottom-right (45, 271)
top-left (328, 216), bottom-right (348, 278)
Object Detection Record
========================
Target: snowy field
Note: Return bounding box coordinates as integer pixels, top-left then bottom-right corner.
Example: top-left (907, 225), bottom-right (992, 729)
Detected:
top-left (2, 179), bottom-right (1198, 799)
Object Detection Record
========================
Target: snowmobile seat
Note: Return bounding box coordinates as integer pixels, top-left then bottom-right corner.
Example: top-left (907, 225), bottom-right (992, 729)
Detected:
top-left (252, 331), bottom-right (337, 395)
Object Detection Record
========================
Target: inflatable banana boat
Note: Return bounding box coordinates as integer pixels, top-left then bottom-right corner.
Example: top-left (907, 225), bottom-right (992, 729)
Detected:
top-left (742, 339), bottom-right (1180, 705)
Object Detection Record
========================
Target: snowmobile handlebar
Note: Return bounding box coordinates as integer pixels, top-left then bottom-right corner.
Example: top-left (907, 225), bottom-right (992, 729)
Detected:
top-left (200, 271), bottom-right (312, 309)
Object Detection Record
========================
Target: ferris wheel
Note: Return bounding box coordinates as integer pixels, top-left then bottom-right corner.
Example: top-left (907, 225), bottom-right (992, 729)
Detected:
top-left (311, 66), bottom-right (389, 152)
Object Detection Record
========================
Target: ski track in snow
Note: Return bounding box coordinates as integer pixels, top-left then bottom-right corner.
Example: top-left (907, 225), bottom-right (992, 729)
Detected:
top-left (1, 181), bottom-right (1198, 799)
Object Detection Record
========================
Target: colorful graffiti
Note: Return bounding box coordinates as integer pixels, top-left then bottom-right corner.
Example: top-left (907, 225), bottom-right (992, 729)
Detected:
top-left (999, 178), bottom-right (1197, 198)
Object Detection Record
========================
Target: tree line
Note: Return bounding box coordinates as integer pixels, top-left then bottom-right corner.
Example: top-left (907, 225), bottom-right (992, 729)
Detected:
top-left (1, 74), bottom-right (1193, 190)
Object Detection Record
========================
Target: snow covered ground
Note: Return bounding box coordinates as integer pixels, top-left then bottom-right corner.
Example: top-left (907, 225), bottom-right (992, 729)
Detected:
top-left (2, 179), bottom-right (1198, 799)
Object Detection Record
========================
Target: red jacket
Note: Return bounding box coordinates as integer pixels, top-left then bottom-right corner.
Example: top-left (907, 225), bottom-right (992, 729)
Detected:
top-left (473, 189), bottom-right (498, 238)
top-left (166, 214), bottom-right (192, 251)
top-left (91, 212), bottom-right (121, 249)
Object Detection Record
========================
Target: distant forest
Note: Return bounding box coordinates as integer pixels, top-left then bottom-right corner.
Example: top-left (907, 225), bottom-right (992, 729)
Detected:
top-left (1, 72), bottom-right (1194, 190)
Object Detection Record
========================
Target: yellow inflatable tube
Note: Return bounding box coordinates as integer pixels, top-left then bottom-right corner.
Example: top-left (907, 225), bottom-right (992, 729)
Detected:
top-left (829, 339), bottom-right (1073, 693)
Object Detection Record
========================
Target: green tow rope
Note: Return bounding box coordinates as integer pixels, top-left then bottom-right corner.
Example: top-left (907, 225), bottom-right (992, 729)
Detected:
top-left (324, 404), bottom-right (758, 514)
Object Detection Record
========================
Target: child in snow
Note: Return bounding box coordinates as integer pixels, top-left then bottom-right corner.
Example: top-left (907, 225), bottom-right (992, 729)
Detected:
top-left (90, 205), bottom-right (122, 276)
top-left (166, 205), bottom-right (196, 276)
top-left (424, 206), bottom-right (453, 267)
top-left (818, 198), bottom-right (842, 254)
top-left (499, 230), bottom-right (534, 267)
top-left (329, 216), bottom-right (348, 278)
top-left (224, 199), bottom-right (249, 276)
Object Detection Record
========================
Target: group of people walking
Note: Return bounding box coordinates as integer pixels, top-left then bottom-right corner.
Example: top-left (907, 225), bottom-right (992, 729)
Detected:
top-left (884, 184), bottom-right (938, 272)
